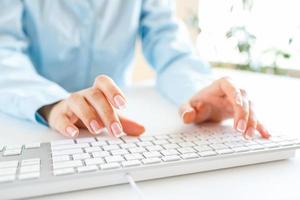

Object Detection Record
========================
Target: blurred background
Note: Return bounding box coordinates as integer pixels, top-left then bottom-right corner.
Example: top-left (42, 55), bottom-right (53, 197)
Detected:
top-left (132, 0), bottom-right (300, 82)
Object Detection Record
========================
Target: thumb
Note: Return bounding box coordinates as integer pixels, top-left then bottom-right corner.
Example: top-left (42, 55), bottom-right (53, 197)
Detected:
top-left (119, 115), bottom-right (145, 136)
top-left (179, 102), bottom-right (196, 124)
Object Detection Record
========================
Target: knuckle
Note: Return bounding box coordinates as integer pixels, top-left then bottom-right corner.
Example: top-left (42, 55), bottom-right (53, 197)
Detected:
top-left (68, 93), bottom-right (82, 102)
top-left (88, 88), bottom-right (101, 99)
top-left (95, 75), bottom-right (112, 85)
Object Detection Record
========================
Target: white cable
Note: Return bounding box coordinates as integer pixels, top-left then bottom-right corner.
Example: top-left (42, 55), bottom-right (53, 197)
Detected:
top-left (125, 173), bottom-right (146, 200)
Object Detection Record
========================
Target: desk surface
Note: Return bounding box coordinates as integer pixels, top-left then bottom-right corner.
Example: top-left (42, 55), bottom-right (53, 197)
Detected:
top-left (0, 69), bottom-right (299, 200)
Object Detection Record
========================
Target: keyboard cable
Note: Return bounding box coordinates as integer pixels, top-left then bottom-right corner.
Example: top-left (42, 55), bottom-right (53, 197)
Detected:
top-left (125, 173), bottom-right (147, 200)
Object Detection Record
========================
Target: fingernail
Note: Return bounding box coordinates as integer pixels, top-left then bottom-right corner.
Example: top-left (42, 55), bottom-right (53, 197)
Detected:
top-left (90, 120), bottom-right (103, 135)
top-left (66, 126), bottom-right (78, 137)
top-left (236, 120), bottom-right (247, 133)
top-left (181, 108), bottom-right (194, 120)
top-left (245, 127), bottom-right (256, 139)
top-left (235, 92), bottom-right (243, 106)
top-left (114, 95), bottom-right (126, 109)
top-left (111, 122), bottom-right (124, 137)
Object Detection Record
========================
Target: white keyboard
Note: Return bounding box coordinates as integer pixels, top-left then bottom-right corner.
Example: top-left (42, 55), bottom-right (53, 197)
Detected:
top-left (0, 125), bottom-right (299, 200)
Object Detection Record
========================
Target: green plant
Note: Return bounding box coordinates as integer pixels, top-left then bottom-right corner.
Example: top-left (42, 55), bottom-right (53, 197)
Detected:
top-left (226, 26), bottom-right (256, 70)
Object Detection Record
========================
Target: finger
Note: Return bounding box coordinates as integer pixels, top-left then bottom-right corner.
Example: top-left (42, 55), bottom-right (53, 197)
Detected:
top-left (94, 75), bottom-right (127, 109)
top-left (179, 102), bottom-right (196, 124)
top-left (119, 115), bottom-right (145, 136)
top-left (84, 89), bottom-right (123, 137)
top-left (234, 90), bottom-right (250, 134)
top-left (256, 121), bottom-right (271, 138)
top-left (244, 101), bottom-right (257, 139)
top-left (53, 113), bottom-right (79, 138)
top-left (67, 93), bottom-right (104, 135)
top-left (216, 77), bottom-right (243, 107)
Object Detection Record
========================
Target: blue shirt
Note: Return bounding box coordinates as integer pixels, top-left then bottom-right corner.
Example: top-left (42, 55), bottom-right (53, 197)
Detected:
top-left (0, 0), bottom-right (211, 124)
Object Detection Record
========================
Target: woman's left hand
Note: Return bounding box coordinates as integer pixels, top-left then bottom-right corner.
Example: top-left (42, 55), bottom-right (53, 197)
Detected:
top-left (179, 77), bottom-right (270, 139)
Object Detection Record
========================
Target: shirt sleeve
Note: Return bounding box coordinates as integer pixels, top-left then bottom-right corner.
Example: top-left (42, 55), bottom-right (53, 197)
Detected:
top-left (0, 0), bottom-right (69, 123)
top-left (140, 0), bottom-right (213, 106)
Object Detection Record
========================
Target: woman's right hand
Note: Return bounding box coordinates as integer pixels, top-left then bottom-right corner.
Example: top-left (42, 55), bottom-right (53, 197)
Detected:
top-left (39, 75), bottom-right (145, 138)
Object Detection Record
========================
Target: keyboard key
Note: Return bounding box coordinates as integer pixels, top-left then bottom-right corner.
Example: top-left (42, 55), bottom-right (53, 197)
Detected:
top-left (209, 144), bottom-right (228, 150)
top-left (77, 165), bottom-right (98, 173)
top-left (124, 153), bottom-right (144, 160)
top-left (111, 149), bottom-right (129, 155)
top-left (142, 158), bottom-right (161, 164)
top-left (20, 165), bottom-right (40, 173)
top-left (73, 153), bottom-right (90, 160)
top-left (154, 135), bottom-right (170, 140)
top-left (153, 140), bottom-right (169, 145)
top-left (0, 168), bottom-right (17, 176)
top-left (51, 139), bottom-right (75, 146)
top-left (5, 145), bottom-right (22, 150)
top-left (279, 141), bottom-right (296, 146)
top-left (146, 145), bottom-right (163, 151)
top-left (198, 151), bottom-right (217, 157)
top-left (215, 149), bottom-right (234, 154)
top-left (53, 168), bottom-right (75, 176)
top-left (53, 160), bottom-right (83, 170)
top-left (128, 147), bottom-right (146, 153)
top-left (193, 145), bottom-right (213, 152)
top-left (160, 149), bottom-right (179, 156)
top-left (90, 141), bottom-right (107, 147)
top-left (143, 151), bottom-right (162, 158)
top-left (85, 158), bottom-right (105, 165)
top-left (121, 136), bottom-right (139, 143)
top-left (137, 141), bottom-right (153, 147)
top-left (76, 137), bottom-right (96, 143)
top-left (3, 149), bottom-right (22, 156)
top-left (162, 155), bottom-right (181, 162)
top-left (52, 148), bottom-right (83, 156)
top-left (181, 153), bottom-right (199, 160)
top-left (92, 151), bottom-right (110, 158)
top-left (120, 143), bottom-right (137, 149)
top-left (0, 161), bottom-right (18, 169)
top-left (178, 142), bottom-right (195, 148)
top-left (19, 172), bottom-right (40, 180)
top-left (139, 136), bottom-right (155, 142)
top-left (232, 146), bottom-right (250, 152)
top-left (122, 160), bottom-right (141, 167)
top-left (107, 139), bottom-right (123, 145)
top-left (0, 145), bottom-right (3, 151)
top-left (0, 175), bottom-right (15, 183)
top-left (102, 145), bottom-right (120, 151)
top-left (21, 158), bottom-right (40, 166)
top-left (105, 155), bottom-right (124, 163)
top-left (162, 143), bottom-right (180, 149)
top-left (84, 146), bottom-right (101, 153)
top-left (100, 163), bottom-right (120, 170)
top-left (177, 147), bottom-right (195, 154)
top-left (51, 143), bottom-right (89, 151)
top-left (25, 143), bottom-right (41, 149)
top-left (52, 155), bottom-right (70, 163)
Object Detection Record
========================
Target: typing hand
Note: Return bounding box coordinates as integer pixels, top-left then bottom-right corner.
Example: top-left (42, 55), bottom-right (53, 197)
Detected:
top-left (39, 75), bottom-right (145, 138)
top-left (179, 77), bottom-right (270, 139)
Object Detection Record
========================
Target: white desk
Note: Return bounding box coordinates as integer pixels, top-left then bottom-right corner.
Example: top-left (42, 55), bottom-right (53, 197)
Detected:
top-left (0, 68), bottom-right (300, 200)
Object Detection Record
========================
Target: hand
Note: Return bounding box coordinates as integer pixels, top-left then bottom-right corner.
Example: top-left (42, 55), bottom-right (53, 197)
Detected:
top-left (179, 77), bottom-right (270, 139)
top-left (39, 75), bottom-right (145, 138)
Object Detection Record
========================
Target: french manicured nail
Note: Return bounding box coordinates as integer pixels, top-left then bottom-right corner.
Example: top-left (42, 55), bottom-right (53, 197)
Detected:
top-left (245, 127), bottom-right (255, 139)
top-left (235, 92), bottom-right (243, 106)
top-left (181, 108), bottom-right (194, 120)
top-left (66, 126), bottom-right (78, 137)
top-left (90, 120), bottom-right (103, 135)
top-left (236, 120), bottom-right (247, 133)
top-left (114, 95), bottom-right (126, 109)
top-left (111, 122), bottom-right (123, 137)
